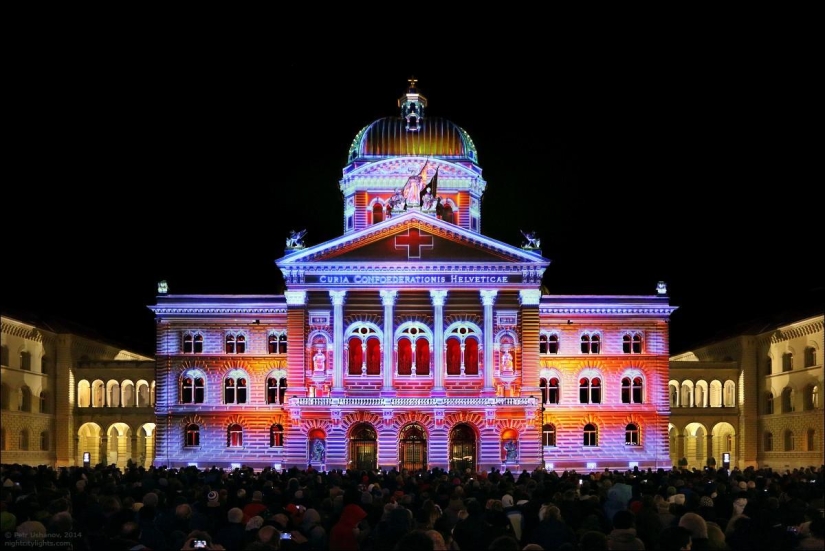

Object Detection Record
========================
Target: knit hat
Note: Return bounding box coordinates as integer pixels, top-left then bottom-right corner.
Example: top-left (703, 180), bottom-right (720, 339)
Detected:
top-left (501, 494), bottom-right (514, 508)
top-left (207, 491), bottom-right (220, 507)
top-left (700, 496), bottom-right (714, 508)
top-left (738, 481), bottom-right (747, 490)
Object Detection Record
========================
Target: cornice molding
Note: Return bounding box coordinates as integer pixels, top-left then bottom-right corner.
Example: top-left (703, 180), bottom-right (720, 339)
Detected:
top-left (150, 307), bottom-right (287, 315)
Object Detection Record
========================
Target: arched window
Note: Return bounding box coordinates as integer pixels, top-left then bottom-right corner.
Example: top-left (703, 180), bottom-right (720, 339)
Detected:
top-left (398, 339), bottom-right (413, 375)
top-left (270, 424), bottom-right (284, 447)
top-left (806, 429), bottom-right (816, 452)
top-left (183, 333), bottom-right (203, 354)
top-left (541, 377), bottom-right (560, 404)
top-left (367, 337), bottom-right (381, 375)
top-left (19, 387), bottom-right (32, 412)
top-left (268, 333), bottom-right (288, 354)
top-left (415, 339), bottom-right (430, 375)
top-left (623, 333), bottom-right (643, 354)
top-left (669, 384), bottom-right (678, 408)
top-left (765, 392), bottom-right (774, 414)
top-left (542, 423), bottom-right (556, 447)
top-left (20, 351), bottom-right (32, 371)
top-left (625, 423), bottom-right (640, 446)
top-left (372, 203), bottom-right (384, 224)
top-left (764, 432), bottom-right (773, 452)
top-left (40, 431), bottom-right (49, 451)
top-left (185, 424), bottom-right (200, 447)
top-left (228, 424), bottom-right (243, 447)
top-left (579, 377), bottom-right (601, 404)
top-left (765, 356), bottom-right (773, 375)
top-left (182, 376), bottom-right (205, 404)
top-left (580, 333), bottom-right (600, 354)
top-left (267, 377), bottom-right (288, 404)
top-left (784, 430), bottom-right (794, 451)
top-left (622, 377), bottom-right (643, 404)
top-left (20, 429), bottom-right (29, 450)
top-left (782, 353), bottom-right (793, 372)
top-left (583, 423), bottom-right (598, 447)
top-left (348, 336), bottom-right (364, 375)
top-left (813, 386), bottom-right (820, 409)
top-left (804, 346), bottom-right (817, 368)
top-left (782, 388), bottom-right (794, 413)
top-left (224, 374), bottom-right (248, 404)
top-left (446, 338), bottom-right (461, 375)
top-left (540, 333), bottom-right (560, 354)
top-left (226, 334), bottom-right (246, 354)
top-left (39, 391), bottom-right (49, 414)
top-left (464, 339), bottom-right (479, 375)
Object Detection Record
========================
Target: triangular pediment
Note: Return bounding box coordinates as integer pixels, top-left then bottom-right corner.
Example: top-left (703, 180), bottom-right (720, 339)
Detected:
top-left (278, 211), bottom-right (546, 265)
top-left (276, 212), bottom-right (549, 289)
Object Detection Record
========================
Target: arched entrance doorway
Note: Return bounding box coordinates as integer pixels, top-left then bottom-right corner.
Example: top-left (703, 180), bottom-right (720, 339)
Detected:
top-left (349, 423), bottom-right (377, 471)
top-left (449, 423), bottom-right (476, 473)
top-left (399, 423), bottom-right (427, 472)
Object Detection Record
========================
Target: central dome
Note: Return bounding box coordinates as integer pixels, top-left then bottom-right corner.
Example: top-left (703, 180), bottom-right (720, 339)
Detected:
top-left (348, 116), bottom-right (478, 163)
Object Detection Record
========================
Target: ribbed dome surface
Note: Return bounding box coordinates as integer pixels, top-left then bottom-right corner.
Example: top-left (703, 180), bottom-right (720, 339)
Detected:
top-left (349, 117), bottom-right (477, 162)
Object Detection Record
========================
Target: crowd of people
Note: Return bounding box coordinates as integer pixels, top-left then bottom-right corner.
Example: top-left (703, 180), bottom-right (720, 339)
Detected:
top-left (1, 460), bottom-right (823, 550)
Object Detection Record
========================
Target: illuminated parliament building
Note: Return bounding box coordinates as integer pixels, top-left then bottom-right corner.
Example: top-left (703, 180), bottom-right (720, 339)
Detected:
top-left (149, 80), bottom-right (677, 472)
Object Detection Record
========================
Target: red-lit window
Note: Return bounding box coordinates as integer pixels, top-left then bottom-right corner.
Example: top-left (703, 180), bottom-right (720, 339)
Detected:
top-left (623, 333), bottom-right (643, 354)
top-left (464, 339), bottom-right (479, 375)
top-left (581, 334), bottom-right (600, 354)
top-left (367, 337), bottom-right (381, 375)
top-left (446, 338), bottom-right (461, 375)
top-left (398, 339), bottom-right (413, 375)
top-left (622, 377), bottom-right (644, 404)
top-left (185, 424), bottom-right (200, 447)
top-left (580, 377), bottom-right (601, 404)
top-left (182, 376), bottom-right (204, 404)
top-left (270, 424), bottom-right (284, 447)
top-left (349, 337), bottom-right (364, 375)
top-left (415, 339), bottom-right (430, 375)
top-left (228, 424), bottom-right (243, 447)
top-left (267, 377), bottom-right (287, 404)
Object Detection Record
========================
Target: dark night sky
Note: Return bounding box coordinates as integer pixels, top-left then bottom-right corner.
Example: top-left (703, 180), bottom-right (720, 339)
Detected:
top-left (4, 42), bottom-right (820, 357)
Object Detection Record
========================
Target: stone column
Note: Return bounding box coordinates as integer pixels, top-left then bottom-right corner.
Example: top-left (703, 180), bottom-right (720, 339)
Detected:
top-left (480, 290), bottom-right (498, 394)
top-left (329, 291), bottom-right (347, 396)
top-left (380, 290), bottom-right (397, 395)
top-left (430, 290), bottom-right (448, 396)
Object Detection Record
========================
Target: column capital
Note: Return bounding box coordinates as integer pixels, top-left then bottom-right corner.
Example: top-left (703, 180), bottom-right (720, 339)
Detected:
top-left (380, 289), bottom-right (398, 306)
top-left (285, 291), bottom-right (307, 306)
top-left (480, 290), bottom-right (498, 306)
top-left (519, 289), bottom-right (542, 306)
top-left (329, 290), bottom-right (347, 306)
top-left (430, 289), bottom-right (448, 307)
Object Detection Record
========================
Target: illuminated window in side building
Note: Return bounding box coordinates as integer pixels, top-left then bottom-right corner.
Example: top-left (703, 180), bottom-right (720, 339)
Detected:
top-left (764, 432), bottom-right (773, 451)
top-left (270, 424), bottom-right (285, 447)
top-left (625, 423), bottom-right (640, 446)
top-left (185, 424), bottom-right (200, 447)
top-left (183, 333), bottom-right (204, 354)
top-left (583, 423), bottom-right (598, 446)
top-left (542, 423), bottom-right (556, 447)
top-left (540, 377), bottom-right (560, 404)
top-left (20, 429), bottom-right (30, 450)
top-left (579, 377), bottom-right (601, 404)
top-left (20, 387), bottom-right (32, 412)
top-left (226, 333), bottom-right (246, 354)
top-left (224, 375), bottom-right (248, 404)
top-left (540, 333), bottom-right (560, 354)
top-left (622, 377), bottom-right (644, 404)
top-left (782, 353), bottom-right (793, 372)
top-left (40, 431), bottom-right (49, 451)
top-left (765, 356), bottom-right (772, 375)
top-left (804, 346), bottom-right (817, 368)
top-left (182, 375), bottom-right (205, 404)
top-left (622, 333), bottom-right (643, 354)
top-left (807, 429), bottom-right (816, 452)
top-left (267, 377), bottom-right (288, 405)
top-left (20, 351), bottom-right (31, 371)
top-left (580, 333), bottom-right (601, 354)
top-left (228, 424), bottom-right (243, 447)
top-left (765, 392), bottom-right (774, 414)
top-left (269, 333), bottom-right (288, 354)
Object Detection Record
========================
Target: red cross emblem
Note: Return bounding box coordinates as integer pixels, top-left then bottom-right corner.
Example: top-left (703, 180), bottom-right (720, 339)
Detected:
top-left (395, 228), bottom-right (434, 259)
